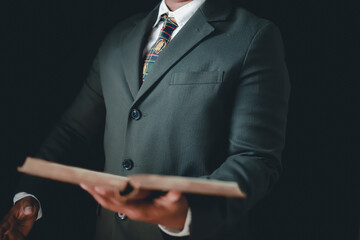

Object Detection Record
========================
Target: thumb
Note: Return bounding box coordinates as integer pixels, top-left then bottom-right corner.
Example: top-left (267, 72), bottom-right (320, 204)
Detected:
top-left (23, 206), bottom-right (34, 216)
top-left (163, 190), bottom-right (182, 202)
top-left (18, 200), bottom-right (38, 219)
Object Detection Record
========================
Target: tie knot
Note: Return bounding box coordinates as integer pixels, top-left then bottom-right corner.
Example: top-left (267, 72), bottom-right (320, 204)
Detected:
top-left (161, 14), bottom-right (178, 28)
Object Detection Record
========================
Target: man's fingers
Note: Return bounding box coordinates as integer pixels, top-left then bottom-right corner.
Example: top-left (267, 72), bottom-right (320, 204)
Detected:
top-left (81, 184), bottom-right (105, 198)
top-left (81, 184), bottom-right (113, 197)
top-left (80, 184), bottom-right (116, 207)
top-left (94, 186), bottom-right (117, 197)
top-left (80, 184), bottom-right (123, 204)
top-left (80, 184), bottom-right (140, 215)
top-left (0, 203), bottom-right (33, 240)
top-left (165, 190), bottom-right (182, 202)
top-left (156, 190), bottom-right (182, 203)
top-left (80, 183), bottom-right (187, 228)
top-left (91, 193), bottom-right (109, 207)
top-left (79, 183), bottom-right (88, 190)
top-left (0, 223), bottom-right (8, 239)
top-left (2, 229), bottom-right (25, 240)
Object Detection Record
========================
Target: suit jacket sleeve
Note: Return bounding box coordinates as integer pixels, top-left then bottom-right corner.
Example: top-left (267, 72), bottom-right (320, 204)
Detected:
top-left (16, 53), bottom-right (106, 206)
top-left (187, 22), bottom-right (290, 239)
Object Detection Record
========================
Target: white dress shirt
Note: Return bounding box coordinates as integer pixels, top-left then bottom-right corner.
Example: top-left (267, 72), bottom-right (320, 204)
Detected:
top-left (14, 0), bottom-right (206, 237)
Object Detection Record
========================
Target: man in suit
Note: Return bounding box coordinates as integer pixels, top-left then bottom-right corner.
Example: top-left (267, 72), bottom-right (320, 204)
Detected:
top-left (0, 0), bottom-right (290, 239)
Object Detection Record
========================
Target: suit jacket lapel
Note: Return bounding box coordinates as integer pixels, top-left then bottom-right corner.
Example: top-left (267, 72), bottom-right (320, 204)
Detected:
top-left (133, 0), bottom-right (232, 105)
top-left (120, 7), bottom-right (158, 100)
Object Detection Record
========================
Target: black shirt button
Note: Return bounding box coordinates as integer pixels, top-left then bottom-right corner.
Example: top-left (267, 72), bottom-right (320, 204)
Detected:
top-left (130, 109), bottom-right (142, 120)
top-left (122, 159), bottom-right (134, 170)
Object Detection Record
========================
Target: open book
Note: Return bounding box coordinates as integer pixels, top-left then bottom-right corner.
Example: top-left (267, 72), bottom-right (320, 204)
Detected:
top-left (18, 157), bottom-right (246, 199)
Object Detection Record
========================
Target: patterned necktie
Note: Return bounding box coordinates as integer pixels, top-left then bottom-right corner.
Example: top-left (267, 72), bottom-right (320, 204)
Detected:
top-left (142, 14), bottom-right (178, 82)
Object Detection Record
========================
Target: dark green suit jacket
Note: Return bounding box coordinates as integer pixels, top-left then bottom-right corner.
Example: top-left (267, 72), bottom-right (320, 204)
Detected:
top-left (24, 0), bottom-right (290, 239)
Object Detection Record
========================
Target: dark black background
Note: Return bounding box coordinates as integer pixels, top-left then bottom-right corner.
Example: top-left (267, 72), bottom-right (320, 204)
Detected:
top-left (0, 0), bottom-right (358, 239)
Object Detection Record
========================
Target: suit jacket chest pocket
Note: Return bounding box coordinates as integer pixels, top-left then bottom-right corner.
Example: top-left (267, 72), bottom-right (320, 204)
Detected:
top-left (166, 71), bottom-right (224, 116)
top-left (170, 71), bottom-right (223, 85)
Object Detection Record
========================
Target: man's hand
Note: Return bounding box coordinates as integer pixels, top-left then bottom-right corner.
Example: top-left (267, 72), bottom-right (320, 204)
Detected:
top-left (80, 184), bottom-right (188, 230)
top-left (0, 196), bottom-right (39, 240)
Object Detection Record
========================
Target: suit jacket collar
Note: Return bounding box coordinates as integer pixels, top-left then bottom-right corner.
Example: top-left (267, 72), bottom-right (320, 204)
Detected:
top-left (120, 0), bottom-right (233, 104)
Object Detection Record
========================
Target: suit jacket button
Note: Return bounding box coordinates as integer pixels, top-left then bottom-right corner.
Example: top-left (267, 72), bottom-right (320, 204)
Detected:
top-left (122, 159), bottom-right (134, 170)
top-left (115, 212), bottom-right (127, 221)
top-left (130, 109), bottom-right (142, 120)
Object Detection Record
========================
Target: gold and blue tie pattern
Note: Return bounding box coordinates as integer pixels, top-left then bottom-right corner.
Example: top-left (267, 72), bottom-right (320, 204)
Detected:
top-left (142, 15), bottom-right (178, 82)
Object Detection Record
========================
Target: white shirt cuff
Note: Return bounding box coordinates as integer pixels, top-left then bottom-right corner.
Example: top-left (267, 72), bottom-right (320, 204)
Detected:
top-left (158, 207), bottom-right (191, 237)
top-left (13, 192), bottom-right (43, 220)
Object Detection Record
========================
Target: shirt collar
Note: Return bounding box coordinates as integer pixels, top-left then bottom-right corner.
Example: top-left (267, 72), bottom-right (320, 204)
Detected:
top-left (153, 0), bottom-right (206, 29)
